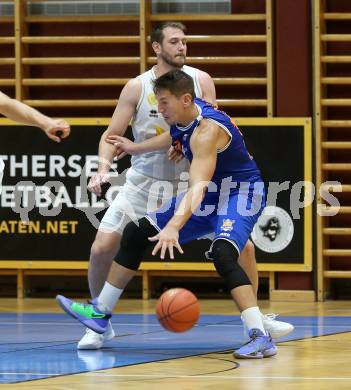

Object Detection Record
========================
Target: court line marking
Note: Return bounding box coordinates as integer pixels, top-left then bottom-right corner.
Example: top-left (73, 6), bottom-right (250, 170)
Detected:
top-left (0, 373), bottom-right (50, 376)
top-left (1, 373), bottom-right (351, 381)
top-left (82, 373), bottom-right (351, 380)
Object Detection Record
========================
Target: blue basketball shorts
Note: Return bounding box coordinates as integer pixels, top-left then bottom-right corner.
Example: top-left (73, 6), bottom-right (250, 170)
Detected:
top-left (146, 180), bottom-right (266, 254)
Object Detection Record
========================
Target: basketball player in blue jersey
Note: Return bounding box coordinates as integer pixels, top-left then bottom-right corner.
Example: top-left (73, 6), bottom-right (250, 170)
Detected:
top-left (57, 69), bottom-right (278, 359)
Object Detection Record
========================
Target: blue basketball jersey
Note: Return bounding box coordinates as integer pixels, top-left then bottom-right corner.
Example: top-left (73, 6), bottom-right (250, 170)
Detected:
top-left (147, 98), bottom-right (266, 255)
top-left (171, 98), bottom-right (261, 184)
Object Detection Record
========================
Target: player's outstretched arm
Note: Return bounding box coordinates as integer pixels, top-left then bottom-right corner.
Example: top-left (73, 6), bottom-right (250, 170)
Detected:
top-left (88, 79), bottom-right (141, 195)
top-left (97, 78), bottom-right (141, 174)
top-left (149, 121), bottom-right (219, 259)
top-left (0, 91), bottom-right (70, 143)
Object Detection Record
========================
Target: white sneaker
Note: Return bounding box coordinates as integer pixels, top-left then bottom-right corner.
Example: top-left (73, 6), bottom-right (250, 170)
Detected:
top-left (77, 320), bottom-right (115, 350)
top-left (261, 313), bottom-right (294, 338)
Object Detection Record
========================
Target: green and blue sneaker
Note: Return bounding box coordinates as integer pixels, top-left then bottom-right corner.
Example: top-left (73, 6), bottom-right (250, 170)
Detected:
top-left (56, 295), bottom-right (111, 334)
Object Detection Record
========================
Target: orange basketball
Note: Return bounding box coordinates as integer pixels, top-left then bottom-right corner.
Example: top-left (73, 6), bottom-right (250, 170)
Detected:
top-left (155, 288), bottom-right (200, 332)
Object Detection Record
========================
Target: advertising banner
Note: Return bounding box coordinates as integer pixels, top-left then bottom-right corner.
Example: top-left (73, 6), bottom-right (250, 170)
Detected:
top-left (0, 118), bottom-right (312, 271)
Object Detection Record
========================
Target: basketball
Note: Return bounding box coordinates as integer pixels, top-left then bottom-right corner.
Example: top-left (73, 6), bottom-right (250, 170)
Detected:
top-left (155, 288), bottom-right (200, 332)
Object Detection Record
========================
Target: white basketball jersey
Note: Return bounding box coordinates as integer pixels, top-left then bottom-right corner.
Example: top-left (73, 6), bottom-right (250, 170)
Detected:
top-left (131, 65), bottom-right (202, 180)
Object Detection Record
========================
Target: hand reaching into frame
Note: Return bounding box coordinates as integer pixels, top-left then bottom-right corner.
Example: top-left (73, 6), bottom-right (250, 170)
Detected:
top-left (44, 119), bottom-right (70, 143)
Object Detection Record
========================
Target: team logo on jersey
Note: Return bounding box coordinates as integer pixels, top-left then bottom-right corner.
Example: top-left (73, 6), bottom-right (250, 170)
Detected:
top-left (220, 219), bottom-right (235, 232)
top-left (251, 206), bottom-right (294, 253)
top-left (147, 93), bottom-right (159, 118)
top-left (149, 109), bottom-right (158, 118)
top-left (147, 93), bottom-right (157, 106)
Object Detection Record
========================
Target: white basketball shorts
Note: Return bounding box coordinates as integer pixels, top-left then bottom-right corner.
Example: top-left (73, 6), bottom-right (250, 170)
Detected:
top-left (99, 167), bottom-right (185, 234)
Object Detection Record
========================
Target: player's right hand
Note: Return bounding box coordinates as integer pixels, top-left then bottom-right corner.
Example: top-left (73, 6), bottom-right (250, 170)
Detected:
top-left (149, 225), bottom-right (184, 260)
top-left (88, 173), bottom-right (109, 196)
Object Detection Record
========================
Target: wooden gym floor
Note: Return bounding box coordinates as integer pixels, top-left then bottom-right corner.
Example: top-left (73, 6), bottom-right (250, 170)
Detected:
top-left (1, 298), bottom-right (351, 390)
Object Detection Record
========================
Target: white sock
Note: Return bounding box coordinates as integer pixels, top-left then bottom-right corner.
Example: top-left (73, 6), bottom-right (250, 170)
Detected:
top-left (96, 282), bottom-right (123, 313)
top-left (241, 306), bottom-right (267, 335)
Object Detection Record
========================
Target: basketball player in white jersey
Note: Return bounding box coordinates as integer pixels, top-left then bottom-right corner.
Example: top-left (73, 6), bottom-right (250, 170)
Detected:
top-left (80, 22), bottom-right (293, 349)
top-left (0, 91), bottom-right (70, 193)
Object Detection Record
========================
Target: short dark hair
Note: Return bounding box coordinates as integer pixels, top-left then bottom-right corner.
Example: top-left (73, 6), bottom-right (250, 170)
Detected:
top-left (151, 22), bottom-right (187, 44)
top-left (153, 69), bottom-right (195, 100)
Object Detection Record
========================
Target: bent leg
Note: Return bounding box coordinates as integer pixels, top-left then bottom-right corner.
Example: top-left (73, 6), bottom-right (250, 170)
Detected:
top-left (88, 169), bottom-right (157, 297)
top-left (107, 217), bottom-right (159, 288)
top-left (209, 238), bottom-right (276, 358)
top-left (238, 241), bottom-right (294, 338)
top-left (210, 239), bottom-right (257, 311)
top-left (76, 224), bottom-right (139, 350)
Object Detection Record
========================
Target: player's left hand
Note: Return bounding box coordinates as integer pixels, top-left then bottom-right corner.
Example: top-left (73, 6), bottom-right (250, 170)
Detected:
top-left (105, 135), bottom-right (139, 160)
top-left (149, 225), bottom-right (184, 260)
top-left (44, 119), bottom-right (70, 143)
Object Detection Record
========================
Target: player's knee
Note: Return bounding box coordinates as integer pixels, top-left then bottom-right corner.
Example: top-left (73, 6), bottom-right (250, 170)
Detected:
top-left (115, 218), bottom-right (157, 271)
top-left (211, 239), bottom-right (239, 275)
top-left (240, 240), bottom-right (256, 262)
top-left (90, 240), bottom-right (105, 261)
top-left (211, 239), bottom-right (251, 290)
top-left (90, 238), bottom-right (115, 261)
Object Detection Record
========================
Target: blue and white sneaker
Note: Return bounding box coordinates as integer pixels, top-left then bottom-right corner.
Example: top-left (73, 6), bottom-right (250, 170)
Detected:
top-left (242, 313), bottom-right (294, 339)
top-left (56, 295), bottom-right (111, 334)
top-left (234, 328), bottom-right (277, 359)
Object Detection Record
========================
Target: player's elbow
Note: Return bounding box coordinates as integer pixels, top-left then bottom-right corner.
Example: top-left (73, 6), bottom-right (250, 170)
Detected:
top-left (103, 129), bottom-right (113, 137)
